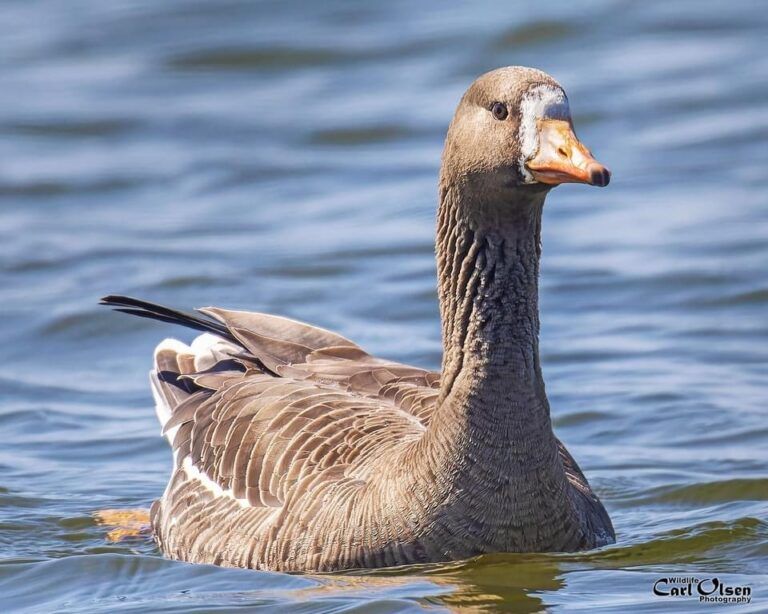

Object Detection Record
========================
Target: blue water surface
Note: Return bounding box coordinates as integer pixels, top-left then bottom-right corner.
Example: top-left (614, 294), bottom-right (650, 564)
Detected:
top-left (1, 1), bottom-right (767, 611)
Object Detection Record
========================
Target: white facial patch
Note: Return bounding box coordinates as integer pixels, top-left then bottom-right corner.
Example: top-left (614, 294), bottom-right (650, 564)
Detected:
top-left (518, 85), bottom-right (571, 183)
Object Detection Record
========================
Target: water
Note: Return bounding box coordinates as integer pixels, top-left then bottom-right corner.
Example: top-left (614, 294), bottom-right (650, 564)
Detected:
top-left (1, 0), bottom-right (767, 611)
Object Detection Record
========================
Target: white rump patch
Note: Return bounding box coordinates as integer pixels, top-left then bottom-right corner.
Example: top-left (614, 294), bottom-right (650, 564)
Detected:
top-left (150, 333), bottom-right (239, 447)
top-left (190, 332), bottom-right (236, 371)
top-left (151, 337), bottom-right (192, 446)
top-left (190, 332), bottom-right (221, 352)
top-left (518, 84), bottom-right (571, 183)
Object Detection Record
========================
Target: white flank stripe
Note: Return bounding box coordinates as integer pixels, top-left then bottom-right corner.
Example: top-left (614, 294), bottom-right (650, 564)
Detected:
top-left (181, 456), bottom-right (252, 509)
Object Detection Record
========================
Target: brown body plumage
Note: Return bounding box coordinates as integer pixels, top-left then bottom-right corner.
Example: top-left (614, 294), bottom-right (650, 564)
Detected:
top-left (104, 66), bottom-right (615, 572)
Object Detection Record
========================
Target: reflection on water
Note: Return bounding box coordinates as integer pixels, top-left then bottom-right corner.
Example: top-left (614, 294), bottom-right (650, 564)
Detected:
top-left (1, 0), bottom-right (767, 611)
top-left (389, 556), bottom-right (565, 612)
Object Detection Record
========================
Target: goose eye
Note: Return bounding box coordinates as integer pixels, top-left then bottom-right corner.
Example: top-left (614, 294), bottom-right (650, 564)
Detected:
top-left (491, 102), bottom-right (508, 121)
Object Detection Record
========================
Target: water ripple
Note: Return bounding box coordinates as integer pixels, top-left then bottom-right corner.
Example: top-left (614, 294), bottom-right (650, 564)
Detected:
top-left (1, 0), bottom-right (766, 611)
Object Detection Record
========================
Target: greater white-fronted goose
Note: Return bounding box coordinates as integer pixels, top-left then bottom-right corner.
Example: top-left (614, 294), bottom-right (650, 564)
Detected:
top-left (102, 66), bottom-right (615, 572)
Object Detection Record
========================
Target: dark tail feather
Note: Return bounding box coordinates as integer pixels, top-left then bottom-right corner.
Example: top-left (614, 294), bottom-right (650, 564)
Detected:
top-left (100, 295), bottom-right (238, 344)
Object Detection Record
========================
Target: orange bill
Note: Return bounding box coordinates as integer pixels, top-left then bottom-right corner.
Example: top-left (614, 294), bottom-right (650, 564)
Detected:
top-left (526, 119), bottom-right (610, 187)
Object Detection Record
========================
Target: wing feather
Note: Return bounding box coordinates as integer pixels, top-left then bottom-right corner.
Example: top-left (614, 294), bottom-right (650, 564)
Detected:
top-left (134, 299), bottom-right (439, 564)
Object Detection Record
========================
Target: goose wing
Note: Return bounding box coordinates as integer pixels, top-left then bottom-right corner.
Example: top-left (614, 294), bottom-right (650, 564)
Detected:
top-left (102, 296), bottom-right (439, 564)
top-left (158, 304), bottom-right (440, 506)
top-left (199, 305), bottom-right (441, 424)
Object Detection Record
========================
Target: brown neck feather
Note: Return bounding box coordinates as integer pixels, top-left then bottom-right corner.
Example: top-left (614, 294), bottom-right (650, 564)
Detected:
top-left (436, 182), bottom-right (546, 404)
top-left (425, 179), bottom-right (568, 500)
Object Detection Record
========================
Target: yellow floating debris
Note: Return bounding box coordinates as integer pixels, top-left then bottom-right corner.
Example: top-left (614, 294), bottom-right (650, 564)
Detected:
top-left (93, 508), bottom-right (151, 542)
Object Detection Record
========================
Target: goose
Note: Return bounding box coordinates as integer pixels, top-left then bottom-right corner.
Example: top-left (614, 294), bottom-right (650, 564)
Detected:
top-left (102, 66), bottom-right (615, 572)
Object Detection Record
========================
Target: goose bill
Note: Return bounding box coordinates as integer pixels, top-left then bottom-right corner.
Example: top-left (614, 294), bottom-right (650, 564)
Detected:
top-left (526, 119), bottom-right (610, 187)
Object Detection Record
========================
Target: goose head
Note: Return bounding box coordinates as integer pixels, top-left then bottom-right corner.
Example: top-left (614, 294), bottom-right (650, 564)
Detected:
top-left (441, 66), bottom-right (610, 195)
